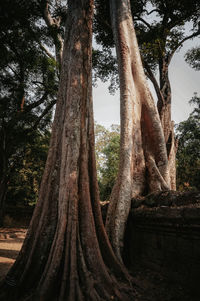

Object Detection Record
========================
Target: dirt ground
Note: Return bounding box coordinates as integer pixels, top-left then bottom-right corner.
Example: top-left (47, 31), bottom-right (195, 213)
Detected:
top-left (0, 228), bottom-right (198, 300)
top-left (0, 228), bottom-right (27, 282)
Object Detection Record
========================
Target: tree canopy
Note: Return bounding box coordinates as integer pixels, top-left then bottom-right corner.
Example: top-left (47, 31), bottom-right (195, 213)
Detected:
top-left (95, 124), bottom-right (120, 200)
top-left (94, 0), bottom-right (200, 194)
top-left (185, 47), bottom-right (200, 71)
top-left (94, 0), bottom-right (200, 86)
top-left (0, 0), bottom-right (62, 224)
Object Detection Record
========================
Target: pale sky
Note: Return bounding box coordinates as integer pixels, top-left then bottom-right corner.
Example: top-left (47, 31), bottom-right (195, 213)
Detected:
top-left (93, 38), bottom-right (200, 128)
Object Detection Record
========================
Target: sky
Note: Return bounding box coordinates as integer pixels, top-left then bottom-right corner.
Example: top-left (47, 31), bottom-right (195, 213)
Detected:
top-left (93, 35), bottom-right (200, 129)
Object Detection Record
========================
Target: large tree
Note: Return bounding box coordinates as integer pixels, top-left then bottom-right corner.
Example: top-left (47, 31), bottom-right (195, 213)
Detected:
top-left (105, 0), bottom-right (170, 260)
top-left (0, 1), bottom-right (134, 300)
top-left (132, 0), bottom-right (200, 189)
top-left (94, 0), bottom-right (200, 190)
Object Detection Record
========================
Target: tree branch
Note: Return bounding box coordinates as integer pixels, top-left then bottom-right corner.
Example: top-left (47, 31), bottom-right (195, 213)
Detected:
top-left (147, 9), bottom-right (160, 15)
top-left (134, 16), bottom-right (152, 30)
top-left (7, 65), bottom-right (18, 77)
top-left (24, 92), bottom-right (49, 113)
top-left (44, 1), bottom-right (55, 27)
top-left (142, 59), bottom-right (165, 112)
top-left (168, 31), bottom-right (200, 64)
top-left (33, 99), bottom-right (56, 129)
top-left (39, 43), bottom-right (56, 62)
top-left (43, 0), bottom-right (64, 70)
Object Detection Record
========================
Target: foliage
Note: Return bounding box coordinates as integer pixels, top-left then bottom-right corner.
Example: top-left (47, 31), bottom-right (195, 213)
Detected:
top-left (92, 48), bottom-right (119, 94)
top-left (176, 94), bottom-right (200, 191)
top-left (94, 0), bottom-right (200, 92)
top-left (6, 130), bottom-right (50, 207)
top-left (95, 123), bottom-right (120, 200)
top-left (185, 47), bottom-right (200, 71)
top-left (99, 134), bottom-right (120, 201)
top-left (0, 0), bottom-right (58, 214)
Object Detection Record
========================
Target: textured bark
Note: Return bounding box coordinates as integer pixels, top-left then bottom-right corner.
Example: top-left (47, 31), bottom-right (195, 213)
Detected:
top-left (106, 0), bottom-right (170, 260)
top-left (0, 1), bottom-right (134, 300)
top-left (157, 60), bottom-right (177, 190)
top-left (167, 122), bottom-right (178, 191)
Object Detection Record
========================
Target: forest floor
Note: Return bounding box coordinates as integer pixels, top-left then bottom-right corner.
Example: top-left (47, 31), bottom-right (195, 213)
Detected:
top-left (0, 227), bottom-right (197, 301)
top-left (0, 228), bottom-right (27, 282)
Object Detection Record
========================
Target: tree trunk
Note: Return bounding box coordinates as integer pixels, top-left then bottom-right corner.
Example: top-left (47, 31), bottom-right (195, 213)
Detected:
top-left (0, 176), bottom-right (8, 226)
top-left (43, 0), bottom-right (64, 72)
top-left (157, 60), bottom-right (177, 190)
top-left (106, 0), bottom-right (170, 260)
top-left (0, 1), bottom-right (134, 300)
top-left (0, 129), bottom-right (8, 226)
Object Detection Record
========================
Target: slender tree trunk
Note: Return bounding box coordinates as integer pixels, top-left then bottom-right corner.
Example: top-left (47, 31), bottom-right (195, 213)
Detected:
top-left (158, 60), bottom-right (172, 141)
top-left (0, 130), bottom-right (8, 226)
top-left (106, 0), bottom-right (170, 260)
top-left (157, 60), bottom-right (177, 190)
top-left (0, 176), bottom-right (8, 226)
top-left (0, 1), bottom-right (134, 300)
top-left (43, 0), bottom-right (64, 73)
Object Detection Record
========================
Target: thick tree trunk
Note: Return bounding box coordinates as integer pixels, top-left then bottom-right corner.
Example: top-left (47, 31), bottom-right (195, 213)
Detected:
top-left (106, 0), bottom-right (170, 260)
top-left (157, 61), bottom-right (177, 190)
top-left (0, 1), bottom-right (134, 300)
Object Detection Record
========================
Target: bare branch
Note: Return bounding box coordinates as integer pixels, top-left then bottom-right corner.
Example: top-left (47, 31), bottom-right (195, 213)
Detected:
top-left (7, 65), bottom-right (18, 77)
top-left (24, 92), bottom-right (49, 113)
top-left (39, 43), bottom-right (56, 62)
top-left (147, 9), bottom-right (160, 15)
top-left (32, 80), bottom-right (44, 86)
top-left (44, 1), bottom-right (55, 27)
top-left (43, 0), bottom-right (63, 71)
top-left (142, 59), bottom-right (165, 112)
top-left (134, 16), bottom-right (152, 30)
top-left (168, 31), bottom-right (200, 64)
top-left (33, 99), bottom-right (56, 129)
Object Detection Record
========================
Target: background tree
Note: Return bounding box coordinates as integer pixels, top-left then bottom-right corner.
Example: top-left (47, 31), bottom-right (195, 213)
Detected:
top-left (176, 94), bottom-right (200, 191)
top-left (0, 1), bottom-right (134, 300)
top-left (99, 134), bottom-right (120, 201)
top-left (95, 124), bottom-right (120, 200)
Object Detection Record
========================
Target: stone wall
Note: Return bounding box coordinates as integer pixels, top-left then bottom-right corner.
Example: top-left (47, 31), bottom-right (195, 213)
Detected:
top-left (124, 191), bottom-right (200, 298)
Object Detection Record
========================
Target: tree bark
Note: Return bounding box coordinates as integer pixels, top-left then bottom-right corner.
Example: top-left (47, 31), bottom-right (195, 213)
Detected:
top-left (43, 0), bottom-right (64, 72)
top-left (0, 1), bottom-right (134, 300)
top-left (106, 0), bottom-right (170, 260)
top-left (0, 126), bottom-right (8, 226)
top-left (0, 176), bottom-right (8, 226)
top-left (157, 59), bottom-right (177, 190)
